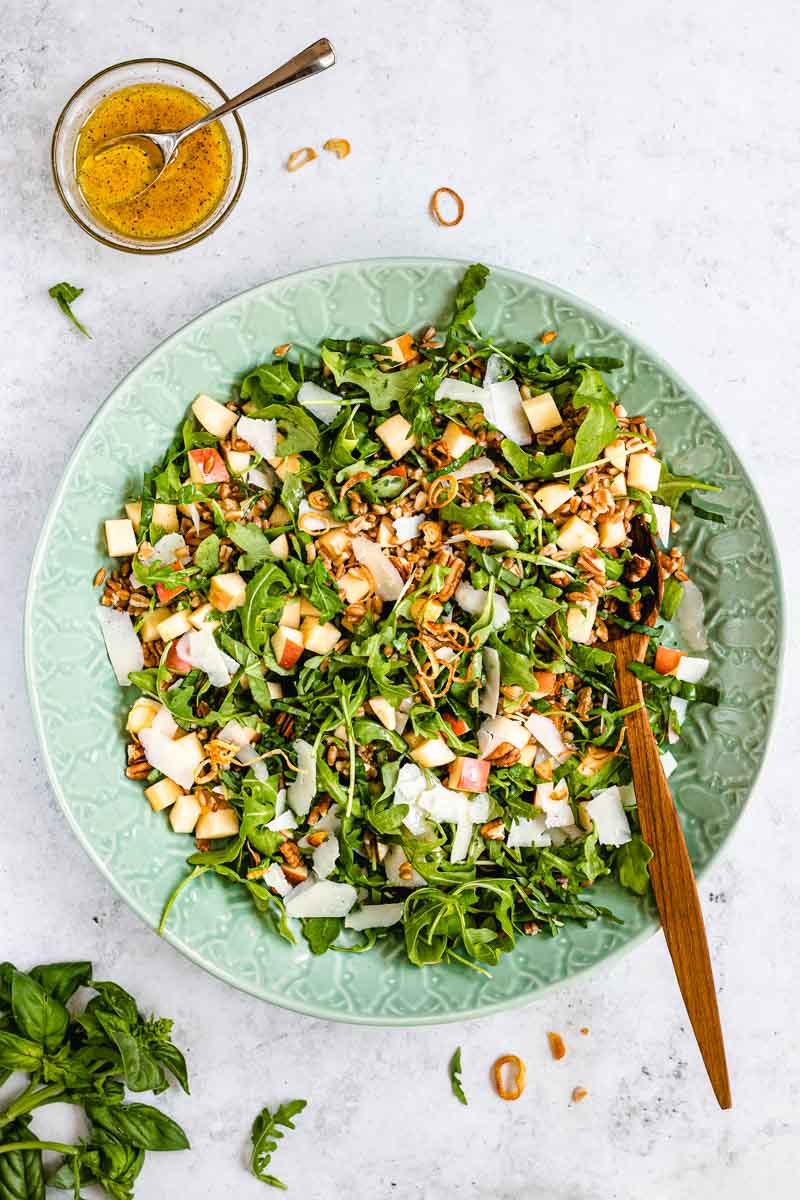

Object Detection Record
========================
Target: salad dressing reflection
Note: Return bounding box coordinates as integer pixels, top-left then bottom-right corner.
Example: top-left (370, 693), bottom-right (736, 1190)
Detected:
top-left (75, 83), bottom-right (230, 240)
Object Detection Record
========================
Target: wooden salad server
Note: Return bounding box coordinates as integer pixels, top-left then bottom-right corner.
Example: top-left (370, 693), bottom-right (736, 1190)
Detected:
top-left (608, 518), bottom-right (731, 1108)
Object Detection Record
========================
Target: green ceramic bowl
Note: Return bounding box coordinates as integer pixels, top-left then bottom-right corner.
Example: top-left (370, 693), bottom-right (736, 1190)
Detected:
top-left (25, 259), bottom-right (782, 1025)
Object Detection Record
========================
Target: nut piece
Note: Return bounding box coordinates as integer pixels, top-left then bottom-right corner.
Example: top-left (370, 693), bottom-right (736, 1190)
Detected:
top-left (480, 819), bottom-right (506, 841)
top-left (571, 1086), bottom-right (589, 1103)
top-left (547, 1031), bottom-right (566, 1061)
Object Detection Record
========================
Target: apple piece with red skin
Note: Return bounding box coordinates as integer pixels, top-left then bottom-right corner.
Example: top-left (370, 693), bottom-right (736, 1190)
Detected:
top-left (383, 464), bottom-right (407, 478)
top-left (188, 447), bottom-right (229, 485)
top-left (155, 563), bottom-right (186, 604)
top-left (654, 646), bottom-right (683, 675)
top-left (272, 625), bottom-right (304, 669)
top-left (443, 712), bottom-right (469, 737)
top-left (447, 756), bottom-right (491, 793)
top-left (166, 634), bottom-right (193, 675)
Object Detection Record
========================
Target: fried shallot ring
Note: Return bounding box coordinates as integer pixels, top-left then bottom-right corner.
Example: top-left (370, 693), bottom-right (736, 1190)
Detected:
top-left (323, 137), bottom-right (351, 159)
top-left (428, 474), bottom-right (458, 509)
top-left (493, 1055), bottom-right (527, 1101)
top-left (287, 146), bottom-right (317, 172)
top-left (430, 186), bottom-right (465, 227)
top-left (339, 471), bottom-right (372, 502)
top-left (298, 510), bottom-right (335, 535)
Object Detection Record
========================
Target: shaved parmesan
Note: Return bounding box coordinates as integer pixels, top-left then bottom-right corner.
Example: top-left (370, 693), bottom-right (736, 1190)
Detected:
top-left (526, 712), bottom-right (569, 759)
top-left (263, 862), bottom-right (291, 896)
top-left (266, 810), bottom-right (297, 832)
top-left (187, 627), bottom-right (232, 687)
top-left (507, 814), bottom-right (551, 849)
top-left (151, 705), bottom-right (178, 738)
top-left (237, 415), bottom-right (278, 460)
top-left (653, 502), bottom-right (671, 547)
top-left (312, 833), bottom-right (340, 879)
top-left (580, 786), bottom-right (631, 846)
top-left (448, 529), bottom-right (518, 550)
top-left (675, 655), bottom-right (709, 684)
top-left (284, 875), bottom-right (356, 919)
top-left (345, 902), bottom-right (404, 931)
top-left (478, 715), bottom-right (530, 758)
top-left (298, 380), bottom-right (340, 424)
top-left (452, 455), bottom-right (497, 481)
top-left (247, 466), bottom-right (273, 490)
top-left (217, 720), bottom-right (266, 781)
top-left (483, 353), bottom-right (509, 388)
top-left (436, 377), bottom-right (485, 404)
top-left (287, 739), bottom-right (317, 815)
top-left (536, 780), bottom-right (573, 828)
top-left (384, 844), bottom-right (425, 888)
top-left (479, 647), bottom-right (500, 717)
top-left (139, 728), bottom-right (203, 790)
top-left (660, 750), bottom-right (678, 778)
top-left (96, 608), bottom-right (144, 685)
top-left (484, 378), bottom-right (531, 445)
top-left (393, 514), bottom-right (424, 544)
top-left (352, 536), bottom-right (404, 599)
top-left (450, 818), bottom-right (474, 863)
top-left (183, 502), bottom-right (200, 533)
top-left (454, 581), bottom-right (510, 629)
top-left (151, 532), bottom-right (186, 565)
top-left (675, 579), bottom-right (708, 651)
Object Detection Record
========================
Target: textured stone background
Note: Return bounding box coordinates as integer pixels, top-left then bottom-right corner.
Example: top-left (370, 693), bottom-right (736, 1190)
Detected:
top-left (1, 2), bottom-right (798, 1196)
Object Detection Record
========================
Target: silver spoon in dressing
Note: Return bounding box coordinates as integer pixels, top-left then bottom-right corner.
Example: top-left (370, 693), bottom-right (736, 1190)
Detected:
top-left (83, 39), bottom-right (336, 201)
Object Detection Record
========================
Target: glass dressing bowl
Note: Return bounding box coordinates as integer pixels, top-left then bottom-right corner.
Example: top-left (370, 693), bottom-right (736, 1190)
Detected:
top-left (51, 58), bottom-right (248, 255)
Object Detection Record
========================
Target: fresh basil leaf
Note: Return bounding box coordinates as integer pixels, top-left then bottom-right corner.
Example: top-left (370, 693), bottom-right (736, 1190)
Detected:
top-left (250, 1098), bottom-right (307, 1189)
top-left (49, 281), bottom-right (91, 338)
top-left (615, 834), bottom-right (653, 896)
top-left (449, 1046), bottom-right (468, 1105)
top-left (89, 981), bottom-right (140, 1029)
top-left (28, 961), bottom-right (91, 1006)
top-left (0, 1029), bottom-right (44, 1073)
top-left (86, 1102), bottom-right (190, 1151)
top-left (0, 1118), bottom-right (45, 1200)
top-left (150, 1039), bottom-right (190, 1095)
top-left (241, 362), bottom-right (299, 403)
top-left (10, 969), bottom-right (69, 1053)
top-left (96, 1016), bottom-right (166, 1094)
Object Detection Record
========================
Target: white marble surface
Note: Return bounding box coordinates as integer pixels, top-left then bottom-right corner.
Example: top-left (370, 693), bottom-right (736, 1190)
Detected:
top-left (2, 1), bottom-right (799, 1196)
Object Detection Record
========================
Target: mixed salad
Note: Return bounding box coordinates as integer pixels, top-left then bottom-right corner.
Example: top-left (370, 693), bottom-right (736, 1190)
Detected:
top-left (96, 264), bottom-right (721, 970)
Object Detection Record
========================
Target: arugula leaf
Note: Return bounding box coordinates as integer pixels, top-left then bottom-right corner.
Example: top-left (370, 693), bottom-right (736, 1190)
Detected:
top-left (49, 281), bottom-right (91, 338)
top-left (500, 440), bottom-right (570, 480)
top-left (194, 532), bottom-right (220, 574)
top-left (241, 362), bottom-right (299, 403)
top-left (445, 262), bottom-right (489, 351)
top-left (248, 404), bottom-right (320, 457)
top-left (241, 562), bottom-right (291, 654)
top-left (321, 347), bottom-right (427, 412)
top-left (250, 1099), bottom-right (307, 1189)
top-left (228, 523), bottom-right (275, 571)
top-left (656, 464), bottom-right (721, 511)
top-left (438, 500), bottom-right (517, 534)
top-left (449, 1046), bottom-right (468, 1105)
top-left (615, 834), bottom-right (653, 895)
top-left (365, 798), bottom-right (409, 834)
top-left (509, 586), bottom-right (562, 620)
top-left (490, 636), bottom-right (542, 691)
top-left (300, 918), bottom-right (342, 956)
top-left (569, 367), bottom-right (619, 485)
top-left (660, 576), bottom-right (683, 621)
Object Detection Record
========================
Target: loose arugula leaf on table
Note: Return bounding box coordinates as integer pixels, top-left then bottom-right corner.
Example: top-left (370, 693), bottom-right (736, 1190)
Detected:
top-left (250, 1099), bottom-right (307, 1189)
top-left (449, 1046), bottom-right (468, 1105)
top-left (49, 281), bottom-right (91, 338)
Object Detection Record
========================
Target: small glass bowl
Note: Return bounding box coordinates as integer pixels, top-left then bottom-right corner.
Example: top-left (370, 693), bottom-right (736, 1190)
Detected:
top-left (51, 58), bottom-right (248, 255)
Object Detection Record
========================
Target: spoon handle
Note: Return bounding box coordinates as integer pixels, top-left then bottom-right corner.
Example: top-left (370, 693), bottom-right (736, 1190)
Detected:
top-left (179, 38), bottom-right (336, 139)
top-left (613, 634), bottom-right (732, 1109)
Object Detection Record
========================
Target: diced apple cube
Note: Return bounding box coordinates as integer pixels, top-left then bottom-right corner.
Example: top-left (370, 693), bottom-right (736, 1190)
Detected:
top-left (125, 501), bottom-right (178, 534)
top-left (410, 596), bottom-right (443, 623)
top-left (272, 626), bottom-right (304, 669)
top-left (270, 534), bottom-right (290, 560)
top-left (224, 448), bottom-right (252, 474)
top-left (273, 455), bottom-right (303, 480)
top-left (209, 573), bottom-right (246, 612)
top-left (566, 600), bottom-right (598, 644)
top-left (603, 438), bottom-right (628, 472)
top-left (534, 483), bottom-right (575, 514)
top-left (339, 569), bottom-right (371, 605)
top-left (609, 473), bottom-right (627, 497)
top-left (317, 527), bottom-right (352, 560)
top-left (192, 393), bottom-right (238, 438)
top-left (126, 697), bottom-right (161, 734)
top-left (381, 333), bottom-right (417, 364)
top-left (598, 517), bottom-right (627, 549)
top-left (301, 618), bottom-right (341, 655)
top-left (169, 792), bottom-right (203, 833)
top-left (139, 607), bottom-right (171, 642)
top-left (268, 503), bottom-right (291, 527)
top-left (299, 598), bottom-right (320, 618)
top-left (375, 413), bottom-right (416, 460)
top-left (367, 696), bottom-right (396, 731)
top-left (188, 447), bottom-right (229, 484)
top-left (267, 681), bottom-right (284, 699)
top-left (155, 564), bottom-right (186, 604)
top-left (195, 806), bottom-right (240, 840)
top-left (441, 421), bottom-right (476, 459)
top-left (410, 738), bottom-right (456, 768)
top-left (145, 778), bottom-right (184, 812)
top-left (447, 756), bottom-right (491, 793)
top-left (188, 603), bottom-right (219, 632)
top-left (521, 390), bottom-right (562, 434)
top-left (556, 516), bottom-right (599, 553)
top-left (281, 599), bottom-right (302, 629)
top-left (105, 518), bottom-right (137, 557)
top-left (156, 610), bottom-right (193, 642)
top-left (627, 453), bottom-right (661, 493)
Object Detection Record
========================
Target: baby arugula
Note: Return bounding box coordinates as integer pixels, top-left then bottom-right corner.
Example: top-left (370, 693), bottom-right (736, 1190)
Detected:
top-left (0, 961), bottom-right (189, 1199)
top-left (48, 282), bottom-right (91, 338)
top-left (250, 1099), bottom-right (307, 1190)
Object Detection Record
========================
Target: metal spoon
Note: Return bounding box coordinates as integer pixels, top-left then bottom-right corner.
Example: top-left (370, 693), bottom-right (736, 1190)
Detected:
top-left (86, 38), bottom-right (336, 199)
top-left (608, 517), bottom-right (731, 1108)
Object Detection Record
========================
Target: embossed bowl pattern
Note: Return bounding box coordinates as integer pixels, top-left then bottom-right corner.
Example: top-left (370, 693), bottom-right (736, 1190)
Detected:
top-left (24, 259), bottom-right (782, 1024)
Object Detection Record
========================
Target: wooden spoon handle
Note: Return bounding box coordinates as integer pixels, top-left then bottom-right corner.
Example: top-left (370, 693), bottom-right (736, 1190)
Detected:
top-left (615, 644), bottom-right (732, 1108)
